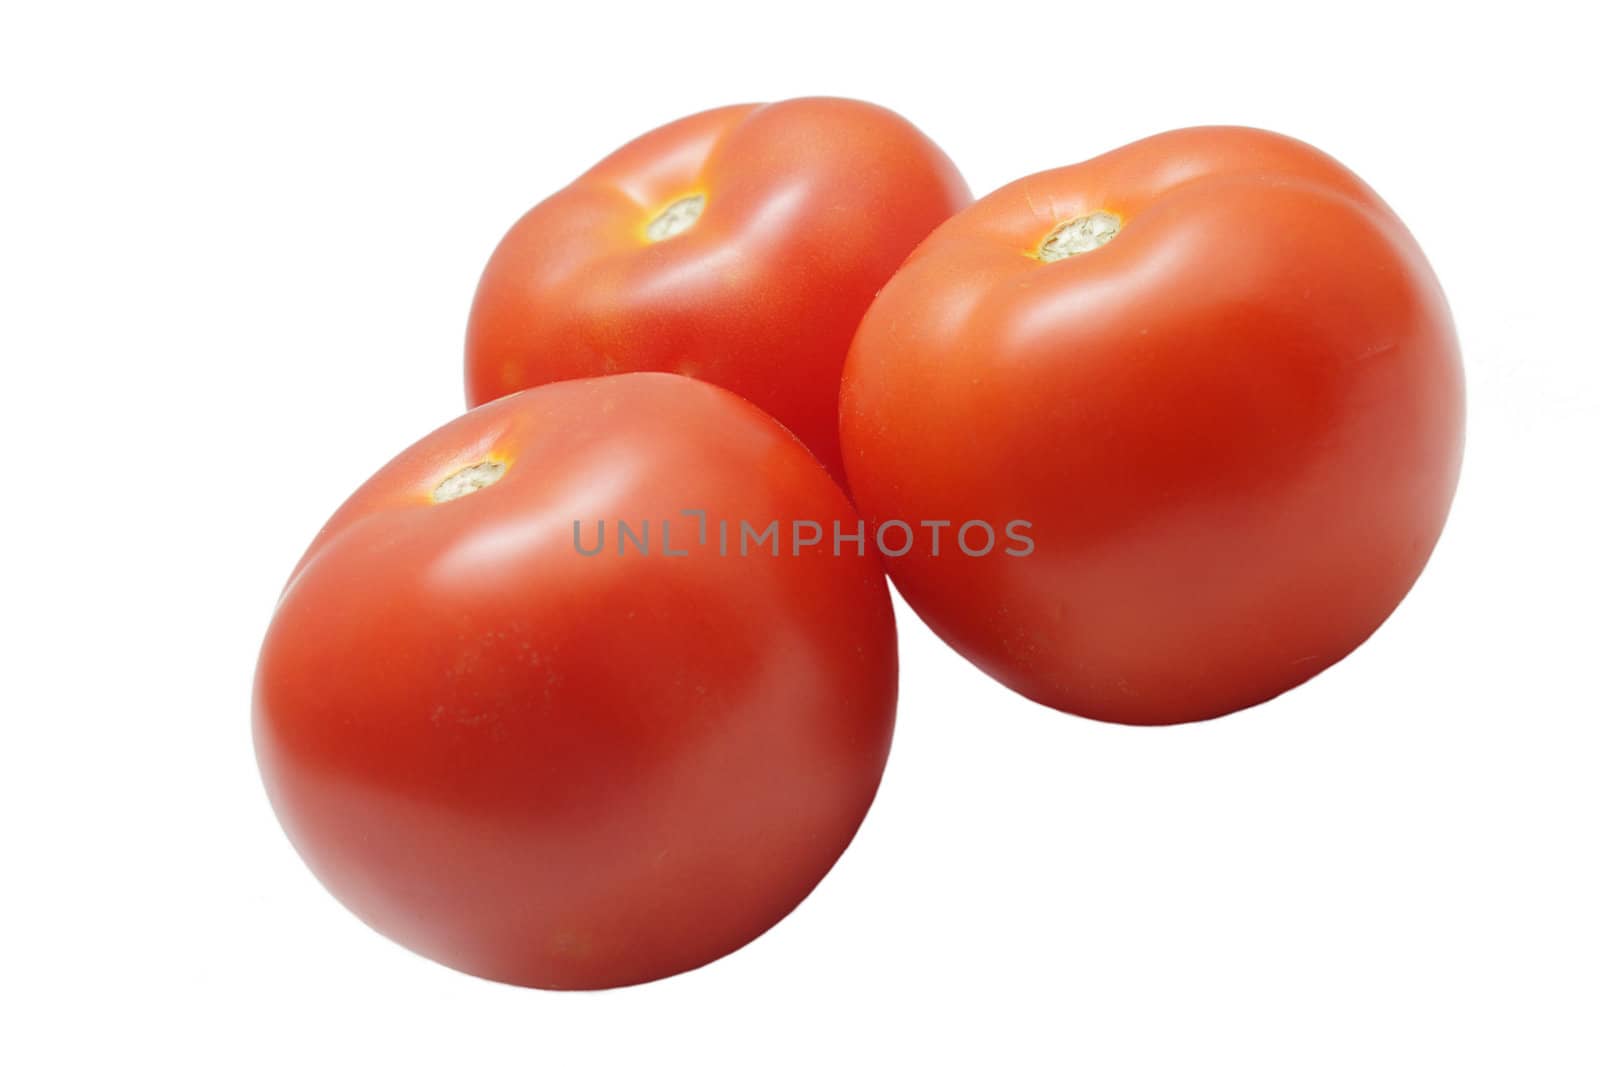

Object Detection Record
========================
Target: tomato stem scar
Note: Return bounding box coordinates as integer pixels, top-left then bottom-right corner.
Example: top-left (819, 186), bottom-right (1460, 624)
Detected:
top-left (432, 460), bottom-right (507, 503)
top-left (1035, 211), bottom-right (1121, 262)
top-left (645, 194), bottom-right (705, 242)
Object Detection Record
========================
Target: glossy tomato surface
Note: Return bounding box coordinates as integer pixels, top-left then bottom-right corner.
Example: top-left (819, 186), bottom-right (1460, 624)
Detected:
top-left (254, 373), bottom-right (898, 989)
top-left (841, 127), bottom-right (1464, 726)
top-left (465, 97), bottom-right (970, 480)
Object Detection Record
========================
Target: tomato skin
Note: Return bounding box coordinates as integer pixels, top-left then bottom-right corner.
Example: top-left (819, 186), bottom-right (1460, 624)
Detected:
top-left (465, 97), bottom-right (970, 480)
top-left (840, 127), bottom-right (1465, 726)
top-left (254, 373), bottom-right (897, 989)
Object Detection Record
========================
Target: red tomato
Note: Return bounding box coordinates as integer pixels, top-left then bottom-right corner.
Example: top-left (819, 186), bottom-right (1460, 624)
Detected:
top-left (840, 127), bottom-right (1464, 726)
top-left (254, 373), bottom-right (897, 989)
top-left (465, 97), bottom-right (970, 480)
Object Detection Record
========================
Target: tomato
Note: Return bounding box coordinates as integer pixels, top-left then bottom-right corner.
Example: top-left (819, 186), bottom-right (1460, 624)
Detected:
top-left (465, 96), bottom-right (970, 481)
top-left (254, 373), bottom-right (897, 989)
top-left (840, 127), bottom-right (1465, 726)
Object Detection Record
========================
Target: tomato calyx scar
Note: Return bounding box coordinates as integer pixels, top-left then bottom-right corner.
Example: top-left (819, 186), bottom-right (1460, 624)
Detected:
top-left (432, 460), bottom-right (507, 503)
top-left (645, 194), bottom-right (705, 243)
top-left (1035, 211), bottom-right (1121, 262)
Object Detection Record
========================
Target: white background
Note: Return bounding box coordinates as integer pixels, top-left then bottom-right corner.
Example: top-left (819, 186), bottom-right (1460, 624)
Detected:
top-left (3, 1), bottom-right (1595, 1063)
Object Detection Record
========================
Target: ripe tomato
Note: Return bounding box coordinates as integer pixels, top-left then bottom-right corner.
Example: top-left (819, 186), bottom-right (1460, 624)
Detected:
top-left (465, 96), bottom-right (970, 480)
top-left (840, 127), bottom-right (1464, 726)
top-left (254, 373), bottom-right (898, 989)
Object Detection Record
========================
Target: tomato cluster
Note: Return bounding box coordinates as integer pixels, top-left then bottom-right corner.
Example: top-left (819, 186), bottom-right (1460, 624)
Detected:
top-left (255, 99), bottom-right (1463, 989)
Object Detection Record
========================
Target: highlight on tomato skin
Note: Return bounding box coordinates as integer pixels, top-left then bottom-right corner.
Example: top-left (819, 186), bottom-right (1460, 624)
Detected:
top-left (253, 372), bottom-right (898, 990)
top-left (839, 125), bottom-right (1466, 727)
top-left (465, 96), bottom-right (972, 482)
